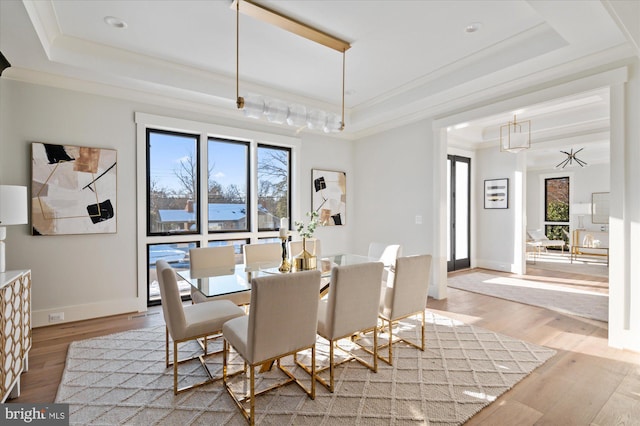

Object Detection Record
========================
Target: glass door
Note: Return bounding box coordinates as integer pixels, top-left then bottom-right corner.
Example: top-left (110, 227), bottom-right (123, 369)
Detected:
top-left (447, 155), bottom-right (471, 271)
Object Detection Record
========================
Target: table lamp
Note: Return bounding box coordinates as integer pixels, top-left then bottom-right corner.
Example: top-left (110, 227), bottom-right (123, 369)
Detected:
top-left (0, 185), bottom-right (28, 273)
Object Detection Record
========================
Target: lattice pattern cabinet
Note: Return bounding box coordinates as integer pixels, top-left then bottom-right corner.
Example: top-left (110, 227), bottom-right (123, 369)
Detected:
top-left (0, 270), bottom-right (31, 402)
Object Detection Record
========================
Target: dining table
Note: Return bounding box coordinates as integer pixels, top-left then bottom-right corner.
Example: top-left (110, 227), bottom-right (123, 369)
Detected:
top-left (176, 253), bottom-right (378, 300)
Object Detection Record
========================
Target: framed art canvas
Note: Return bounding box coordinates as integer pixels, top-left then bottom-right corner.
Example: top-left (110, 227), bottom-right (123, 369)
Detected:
top-left (484, 178), bottom-right (508, 209)
top-left (312, 169), bottom-right (346, 225)
top-left (31, 142), bottom-right (117, 235)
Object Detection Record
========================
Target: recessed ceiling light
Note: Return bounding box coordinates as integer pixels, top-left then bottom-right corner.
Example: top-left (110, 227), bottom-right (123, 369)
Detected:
top-left (104, 16), bottom-right (127, 29)
top-left (465, 22), bottom-right (482, 33)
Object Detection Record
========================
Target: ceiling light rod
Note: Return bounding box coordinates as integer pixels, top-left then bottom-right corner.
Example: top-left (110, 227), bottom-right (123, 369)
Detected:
top-left (231, 0), bottom-right (351, 53)
top-left (233, 0), bottom-right (350, 132)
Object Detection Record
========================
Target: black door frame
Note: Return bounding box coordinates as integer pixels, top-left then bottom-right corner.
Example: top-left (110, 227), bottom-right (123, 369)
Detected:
top-left (447, 155), bottom-right (471, 271)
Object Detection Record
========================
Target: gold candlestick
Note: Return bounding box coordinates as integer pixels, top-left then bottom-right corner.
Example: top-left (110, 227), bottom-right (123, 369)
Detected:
top-left (279, 236), bottom-right (291, 272)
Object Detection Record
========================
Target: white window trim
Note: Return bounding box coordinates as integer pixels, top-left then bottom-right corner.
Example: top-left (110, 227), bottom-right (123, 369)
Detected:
top-left (134, 112), bottom-right (301, 309)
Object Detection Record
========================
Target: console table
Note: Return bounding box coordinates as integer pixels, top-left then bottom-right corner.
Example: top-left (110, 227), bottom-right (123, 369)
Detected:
top-left (0, 270), bottom-right (31, 402)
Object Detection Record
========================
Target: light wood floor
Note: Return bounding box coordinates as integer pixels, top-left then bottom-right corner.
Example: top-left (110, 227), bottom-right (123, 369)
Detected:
top-left (12, 267), bottom-right (640, 425)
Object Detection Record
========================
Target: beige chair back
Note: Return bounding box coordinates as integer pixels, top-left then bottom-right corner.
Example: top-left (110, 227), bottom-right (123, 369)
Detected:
top-left (368, 242), bottom-right (402, 267)
top-left (156, 260), bottom-right (187, 340)
top-left (189, 245), bottom-right (235, 279)
top-left (243, 242), bottom-right (281, 269)
top-left (289, 238), bottom-right (321, 258)
top-left (247, 270), bottom-right (321, 364)
top-left (323, 262), bottom-right (384, 339)
top-left (382, 254), bottom-right (432, 320)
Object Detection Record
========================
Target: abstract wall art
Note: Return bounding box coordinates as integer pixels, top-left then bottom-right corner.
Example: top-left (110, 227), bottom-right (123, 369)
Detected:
top-left (31, 142), bottom-right (117, 235)
top-left (484, 178), bottom-right (509, 209)
top-left (312, 169), bottom-right (346, 226)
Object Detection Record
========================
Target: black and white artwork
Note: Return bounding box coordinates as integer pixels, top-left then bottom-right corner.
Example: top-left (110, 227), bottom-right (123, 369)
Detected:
top-left (312, 169), bottom-right (346, 226)
top-left (484, 178), bottom-right (508, 209)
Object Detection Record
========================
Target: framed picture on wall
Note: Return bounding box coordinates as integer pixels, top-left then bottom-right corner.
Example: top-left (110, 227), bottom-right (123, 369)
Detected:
top-left (484, 178), bottom-right (509, 209)
top-left (31, 142), bottom-right (117, 235)
top-left (312, 169), bottom-right (346, 225)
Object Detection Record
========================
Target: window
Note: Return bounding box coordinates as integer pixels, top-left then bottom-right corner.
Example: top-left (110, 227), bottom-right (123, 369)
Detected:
top-left (147, 129), bottom-right (199, 235)
top-left (207, 138), bottom-right (250, 232)
top-left (138, 115), bottom-right (298, 306)
top-left (257, 144), bottom-right (291, 231)
top-left (544, 177), bottom-right (570, 244)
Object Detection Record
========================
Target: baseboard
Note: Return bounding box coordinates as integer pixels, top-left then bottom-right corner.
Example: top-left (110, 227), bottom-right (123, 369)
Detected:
top-left (33, 298), bottom-right (146, 328)
top-left (475, 259), bottom-right (515, 273)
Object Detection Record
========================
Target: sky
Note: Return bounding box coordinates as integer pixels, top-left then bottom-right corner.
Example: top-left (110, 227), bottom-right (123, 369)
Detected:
top-left (149, 132), bottom-right (247, 195)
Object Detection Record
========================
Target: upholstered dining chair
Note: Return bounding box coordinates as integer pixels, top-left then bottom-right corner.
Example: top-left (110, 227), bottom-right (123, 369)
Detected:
top-left (242, 242), bottom-right (281, 270)
top-left (189, 245), bottom-right (250, 306)
top-left (368, 242), bottom-right (402, 286)
top-left (367, 242), bottom-right (402, 267)
top-left (288, 238), bottom-right (321, 258)
top-left (297, 261), bottom-right (384, 392)
top-left (222, 270), bottom-right (321, 425)
top-left (375, 254), bottom-right (432, 365)
top-left (156, 260), bottom-right (245, 394)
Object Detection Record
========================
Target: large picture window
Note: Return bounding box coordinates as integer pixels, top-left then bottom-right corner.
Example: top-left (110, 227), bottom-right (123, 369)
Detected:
top-left (137, 115), bottom-right (297, 306)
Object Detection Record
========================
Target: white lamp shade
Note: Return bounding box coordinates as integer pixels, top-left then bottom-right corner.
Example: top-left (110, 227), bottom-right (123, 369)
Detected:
top-left (0, 185), bottom-right (28, 226)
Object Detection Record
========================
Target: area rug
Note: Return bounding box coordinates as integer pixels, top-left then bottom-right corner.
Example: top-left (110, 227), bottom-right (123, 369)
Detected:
top-left (55, 312), bottom-right (555, 425)
top-left (448, 271), bottom-right (608, 322)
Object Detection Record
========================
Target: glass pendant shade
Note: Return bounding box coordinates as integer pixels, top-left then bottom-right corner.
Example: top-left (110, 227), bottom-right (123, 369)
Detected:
top-left (286, 104), bottom-right (307, 127)
top-left (306, 109), bottom-right (327, 130)
top-left (265, 99), bottom-right (288, 124)
top-left (323, 113), bottom-right (342, 133)
top-left (243, 94), bottom-right (266, 119)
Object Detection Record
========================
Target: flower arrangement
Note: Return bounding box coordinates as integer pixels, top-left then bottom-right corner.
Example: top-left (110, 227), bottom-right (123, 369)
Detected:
top-left (294, 211), bottom-right (319, 239)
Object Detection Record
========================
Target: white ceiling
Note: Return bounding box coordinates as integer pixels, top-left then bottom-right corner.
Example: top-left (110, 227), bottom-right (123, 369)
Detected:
top-left (0, 0), bottom-right (636, 149)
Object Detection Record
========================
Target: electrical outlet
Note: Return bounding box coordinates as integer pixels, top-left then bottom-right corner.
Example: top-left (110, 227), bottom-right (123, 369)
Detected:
top-left (415, 215), bottom-right (422, 225)
top-left (49, 312), bottom-right (64, 322)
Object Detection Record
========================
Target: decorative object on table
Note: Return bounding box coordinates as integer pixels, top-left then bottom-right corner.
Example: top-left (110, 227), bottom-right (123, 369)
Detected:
top-left (0, 185), bottom-right (28, 273)
top-left (293, 211), bottom-right (319, 271)
top-left (278, 217), bottom-right (291, 272)
top-left (591, 192), bottom-right (609, 224)
top-left (499, 114), bottom-right (530, 153)
top-left (312, 169), bottom-right (346, 225)
top-left (484, 178), bottom-right (509, 209)
top-left (31, 142), bottom-right (117, 235)
top-left (555, 147), bottom-right (587, 168)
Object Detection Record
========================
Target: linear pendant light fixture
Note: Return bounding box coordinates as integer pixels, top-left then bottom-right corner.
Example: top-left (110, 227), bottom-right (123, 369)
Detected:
top-left (232, 0), bottom-right (351, 132)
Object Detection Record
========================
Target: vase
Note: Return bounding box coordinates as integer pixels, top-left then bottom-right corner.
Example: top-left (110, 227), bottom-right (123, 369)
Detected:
top-left (293, 238), bottom-right (317, 271)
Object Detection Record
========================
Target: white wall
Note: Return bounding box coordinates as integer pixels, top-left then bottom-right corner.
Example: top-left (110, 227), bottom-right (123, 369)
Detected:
top-left (474, 147), bottom-right (524, 273)
top-left (0, 79), bottom-right (352, 327)
top-left (352, 120), bottom-right (435, 258)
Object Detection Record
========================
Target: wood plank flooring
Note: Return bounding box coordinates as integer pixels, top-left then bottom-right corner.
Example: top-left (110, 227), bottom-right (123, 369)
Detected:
top-left (10, 267), bottom-right (640, 425)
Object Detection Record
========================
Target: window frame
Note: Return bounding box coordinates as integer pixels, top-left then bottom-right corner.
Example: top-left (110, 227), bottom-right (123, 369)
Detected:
top-left (135, 113), bottom-right (301, 308)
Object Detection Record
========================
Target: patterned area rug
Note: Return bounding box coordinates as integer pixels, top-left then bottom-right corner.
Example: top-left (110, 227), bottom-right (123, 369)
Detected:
top-left (448, 271), bottom-right (608, 322)
top-left (55, 312), bottom-right (556, 425)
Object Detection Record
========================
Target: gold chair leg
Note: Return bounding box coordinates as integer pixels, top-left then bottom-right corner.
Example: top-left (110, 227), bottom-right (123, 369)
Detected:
top-left (173, 341), bottom-right (179, 395)
top-left (329, 341), bottom-right (335, 392)
top-left (165, 327), bottom-right (170, 368)
top-left (250, 366), bottom-right (256, 425)
top-left (387, 318), bottom-right (393, 363)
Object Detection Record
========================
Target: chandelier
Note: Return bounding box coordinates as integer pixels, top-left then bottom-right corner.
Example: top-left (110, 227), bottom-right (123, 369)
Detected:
top-left (233, 0), bottom-right (351, 132)
top-left (556, 148), bottom-right (587, 168)
top-left (499, 114), bottom-right (531, 153)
